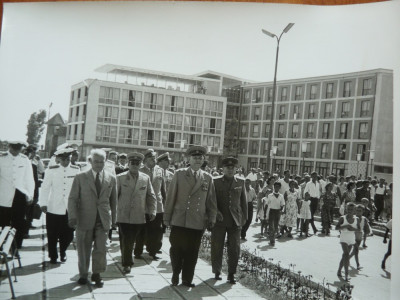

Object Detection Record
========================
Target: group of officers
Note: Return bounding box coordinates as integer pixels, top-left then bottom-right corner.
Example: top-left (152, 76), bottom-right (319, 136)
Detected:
top-left (0, 141), bottom-right (249, 289)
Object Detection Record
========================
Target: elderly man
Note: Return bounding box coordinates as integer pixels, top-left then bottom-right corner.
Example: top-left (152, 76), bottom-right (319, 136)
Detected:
top-left (211, 157), bottom-right (247, 284)
top-left (68, 149), bottom-right (117, 287)
top-left (164, 145), bottom-right (217, 287)
top-left (39, 148), bottom-right (80, 264)
top-left (0, 141), bottom-right (35, 249)
top-left (135, 149), bottom-right (166, 260)
top-left (117, 152), bottom-right (157, 274)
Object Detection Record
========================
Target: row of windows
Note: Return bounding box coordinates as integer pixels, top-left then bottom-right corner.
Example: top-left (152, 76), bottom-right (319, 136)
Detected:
top-left (238, 140), bottom-right (367, 162)
top-left (240, 100), bottom-right (371, 121)
top-left (70, 87), bottom-right (88, 104)
top-left (247, 158), bottom-right (349, 178)
top-left (244, 78), bottom-right (373, 103)
top-left (97, 87), bottom-right (224, 116)
top-left (94, 126), bottom-right (221, 150)
top-left (96, 106), bottom-right (223, 134)
top-left (240, 122), bottom-right (370, 140)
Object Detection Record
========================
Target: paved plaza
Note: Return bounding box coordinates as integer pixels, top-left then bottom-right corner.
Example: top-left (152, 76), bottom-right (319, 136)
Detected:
top-left (0, 214), bottom-right (391, 300)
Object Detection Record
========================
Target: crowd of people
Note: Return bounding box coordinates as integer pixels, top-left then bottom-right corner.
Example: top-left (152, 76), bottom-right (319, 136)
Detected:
top-left (0, 140), bottom-right (393, 289)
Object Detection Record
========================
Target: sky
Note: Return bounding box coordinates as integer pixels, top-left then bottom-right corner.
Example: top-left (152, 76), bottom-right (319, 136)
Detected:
top-left (0, 1), bottom-right (399, 143)
top-left (0, 1), bottom-right (399, 296)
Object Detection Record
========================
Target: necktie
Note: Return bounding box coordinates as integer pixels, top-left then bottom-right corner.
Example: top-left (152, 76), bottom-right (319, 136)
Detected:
top-left (95, 172), bottom-right (101, 197)
top-left (194, 171), bottom-right (197, 183)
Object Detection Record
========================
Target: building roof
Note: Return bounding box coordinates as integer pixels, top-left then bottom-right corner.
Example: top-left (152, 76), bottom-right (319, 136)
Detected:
top-left (46, 113), bottom-right (66, 126)
top-left (243, 68), bottom-right (393, 88)
top-left (193, 70), bottom-right (256, 85)
top-left (95, 64), bottom-right (220, 84)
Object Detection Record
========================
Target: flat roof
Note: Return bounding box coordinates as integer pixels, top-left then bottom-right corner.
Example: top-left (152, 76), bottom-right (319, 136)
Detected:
top-left (95, 64), bottom-right (221, 83)
top-left (243, 68), bottom-right (393, 87)
top-left (194, 70), bottom-right (256, 84)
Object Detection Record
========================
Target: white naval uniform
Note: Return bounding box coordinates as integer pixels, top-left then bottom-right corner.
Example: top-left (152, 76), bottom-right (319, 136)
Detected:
top-left (0, 151), bottom-right (35, 207)
top-left (105, 160), bottom-right (116, 176)
top-left (39, 164), bottom-right (80, 214)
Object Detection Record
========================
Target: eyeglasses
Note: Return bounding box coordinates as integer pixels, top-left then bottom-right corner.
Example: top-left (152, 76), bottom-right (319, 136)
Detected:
top-left (129, 161), bottom-right (141, 166)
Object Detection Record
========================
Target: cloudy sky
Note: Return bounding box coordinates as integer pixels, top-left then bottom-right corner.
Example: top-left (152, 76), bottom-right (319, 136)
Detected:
top-left (0, 1), bottom-right (399, 143)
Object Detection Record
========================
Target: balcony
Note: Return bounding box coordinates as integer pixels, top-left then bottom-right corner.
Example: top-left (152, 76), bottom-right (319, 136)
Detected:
top-left (360, 110), bottom-right (369, 117)
top-left (339, 133), bottom-right (348, 139)
top-left (290, 151), bottom-right (298, 157)
top-left (291, 133), bottom-right (299, 138)
top-left (310, 93), bottom-right (317, 100)
top-left (306, 133), bottom-right (314, 138)
top-left (321, 152), bottom-right (329, 159)
top-left (322, 132), bottom-right (329, 139)
top-left (326, 92), bottom-right (333, 99)
top-left (359, 133), bottom-right (369, 139)
top-left (279, 113), bottom-right (286, 120)
top-left (278, 132), bottom-right (285, 138)
top-left (308, 112), bottom-right (315, 119)
top-left (324, 112), bottom-right (332, 118)
top-left (362, 89), bottom-right (371, 96)
top-left (294, 95), bottom-right (302, 101)
top-left (341, 111), bottom-right (350, 118)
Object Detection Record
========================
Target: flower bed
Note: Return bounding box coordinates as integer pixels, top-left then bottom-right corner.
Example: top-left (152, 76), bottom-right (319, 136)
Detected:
top-left (199, 232), bottom-right (353, 300)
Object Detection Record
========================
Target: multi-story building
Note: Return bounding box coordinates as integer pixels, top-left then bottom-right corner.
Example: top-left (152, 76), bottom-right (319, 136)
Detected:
top-left (238, 69), bottom-right (393, 181)
top-left (66, 64), bottom-right (230, 167)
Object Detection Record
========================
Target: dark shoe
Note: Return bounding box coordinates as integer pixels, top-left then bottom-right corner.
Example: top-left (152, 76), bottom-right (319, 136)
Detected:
top-left (182, 281), bottom-right (195, 288)
top-left (241, 237), bottom-right (247, 241)
top-left (23, 234), bottom-right (30, 239)
top-left (287, 233), bottom-right (293, 238)
top-left (123, 266), bottom-right (131, 274)
top-left (214, 272), bottom-right (222, 280)
top-left (91, 273), bottom-right (104, 287)
top-left (150, 254), bottom-right (160, 260)
top-left (60, 253), bottom-right (67, 262)
top-left (78, 277), bottom-right (88, 285)
top-left (29, 225), bottom-right (36, 229)
top-left (314, 229), bottom-right (318, 234)
top-left (171, 273), bottom-right (179, 286)
top-left (157, 250), bottom-right (162, 254)
top-left (227, 274), bottom-right (236, 284)
top-left (134, 255), bottom-right (144, 259)
top-left (50, 258), bottom-right (58, 264)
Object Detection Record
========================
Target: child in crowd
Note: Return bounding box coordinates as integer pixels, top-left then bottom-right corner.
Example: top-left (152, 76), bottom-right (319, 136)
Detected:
top-left (256, 196), bottom-right (269, 237)
top-left (336, 202), bottom-right (360, 282)
top-left (266, 181), bottom-right (285, 246)
top-left (349, 204), bottom-right (370, 270)
top-left (298, 195), bottom-right (312, 237)
top-left (381, 218), bottom-right (392, 269)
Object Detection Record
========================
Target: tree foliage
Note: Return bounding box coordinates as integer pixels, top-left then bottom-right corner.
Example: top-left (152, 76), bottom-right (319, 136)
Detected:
top-left (223, 118), bottom-right (239, 156)
top-left (26, 110), bottom-right (47, 145)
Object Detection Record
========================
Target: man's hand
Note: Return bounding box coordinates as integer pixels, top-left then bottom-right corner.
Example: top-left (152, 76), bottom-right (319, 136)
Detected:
top-left (149, 214), bottom-right (156, 222)
top-left (207, 222), bottom-right (215, 231)
top-left (383, 239), bottom-right (387, 244)
top-left (163, 220), bottom-right (170, 227)
top-left (25, 194), bottom-right (33, 205)
top-left (41, 206), bottom-right (48, 213)
top-left (68, 218), bottom-right (77, 229)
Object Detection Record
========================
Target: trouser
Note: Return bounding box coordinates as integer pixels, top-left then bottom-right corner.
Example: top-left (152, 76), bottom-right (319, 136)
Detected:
top-left (25, 197), bottom-right (39, 233)
top-left (75, 215), bottom-right (108, 278)
top-left (241, 202), bottom-right (253, 238)
top-left (309, 197), bottom-right (319, 232)
top-left (118, 223), bottom-right (144, 267)
top-left (134, 213), bottom-right (163, 256)
top-left (375, 194), bottom-right (384, 220)
top-left (169, 226), bottom-right (203, 284)
top-left (46, 212), bottom-right (74, 260)
top-left (211, 225), bottom-right (241, 274)
top-left (300, 219), bottom-right (310, 233)
top-left (268, 209), bottom-right (281, 243)
top-left (0, 189), bottom-right (28, 249)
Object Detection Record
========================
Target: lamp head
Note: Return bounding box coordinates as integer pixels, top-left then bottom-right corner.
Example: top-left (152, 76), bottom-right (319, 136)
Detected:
top-left (283, 23), bottom-right (295, 33)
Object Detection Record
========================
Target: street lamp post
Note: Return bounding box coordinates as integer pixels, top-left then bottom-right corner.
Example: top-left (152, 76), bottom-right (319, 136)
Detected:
top-left (301, 141), bottom-right (309, 175)
top-left (369, 150), bottom-right (375, 178)
top-left (270, 146), bottom-right (278, 174)
top-left (262, 23), bottom-right (294, 173)
top-left (356, 153), bottom-right (362, 177)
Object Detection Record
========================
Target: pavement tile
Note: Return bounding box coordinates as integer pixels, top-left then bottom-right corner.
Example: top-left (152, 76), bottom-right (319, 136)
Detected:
top-left (91, 283), bottom-right (135, 294)
top-left (138, 286), bottom-right (182, 299)
top-left (46, 285), bottom-right (92, 299)
top-left (93, 294), bottom-right (137, 300)
top-left (0, 291), bottom-right (44, 300)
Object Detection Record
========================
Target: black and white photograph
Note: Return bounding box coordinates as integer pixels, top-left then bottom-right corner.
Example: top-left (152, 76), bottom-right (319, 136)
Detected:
top-left (0, 1), bottom-right (399, 299)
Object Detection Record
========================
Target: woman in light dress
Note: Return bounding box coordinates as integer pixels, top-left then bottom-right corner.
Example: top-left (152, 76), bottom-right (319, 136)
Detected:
top-left (282, 180), bottom-right (299, 238)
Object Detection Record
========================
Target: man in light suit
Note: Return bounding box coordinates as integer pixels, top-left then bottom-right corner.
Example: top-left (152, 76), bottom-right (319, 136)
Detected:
top-left (164, 145), bottom-right (217, 287)
top-left (68, 149), bottom-right (117, 287)
top-left (117, 152), bottom-right (157, 274)
top-left (211, 157), bottom-right (247, 284)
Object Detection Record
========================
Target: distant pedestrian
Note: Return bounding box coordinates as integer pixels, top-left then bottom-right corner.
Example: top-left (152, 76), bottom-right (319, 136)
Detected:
top-left (304, 171), bottom-right (321, 234)
top-left (241, 179), bottom-right (256, 240)
top-left (282, 180), bottom-right (299, 238)
top-left (298, 197), bottom-right (311, 237)
top-left (320, 183), bottom-right (336, 235)
top-left (349, 204), bottom-right (370, 270)
top-left (266, 181), bottom-right (285, 246)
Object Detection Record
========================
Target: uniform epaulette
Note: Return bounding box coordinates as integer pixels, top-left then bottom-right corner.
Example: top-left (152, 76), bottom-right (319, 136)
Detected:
top-left (117, 170), bottom-right (129, 177)
top-left (70, 165), bottom-right (79, 169)
top-left (49, 165), bottom-right (60, 169)
top-left (20, 154), bottom-right (27, 158)
top-left (214, 175), bottom-right (224, 179)
top-left (0, 152), bottom-right (8, 156)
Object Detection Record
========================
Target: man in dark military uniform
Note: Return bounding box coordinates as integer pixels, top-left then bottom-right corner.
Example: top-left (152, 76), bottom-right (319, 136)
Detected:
top-left (211, 157), bottom-right (247, 284)
top-left (116, 153), bottom-right (129, 175)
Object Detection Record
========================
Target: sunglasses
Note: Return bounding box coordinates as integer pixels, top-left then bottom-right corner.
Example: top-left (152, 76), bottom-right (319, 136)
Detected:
top-left (129, 161), bottom-right (141, 166)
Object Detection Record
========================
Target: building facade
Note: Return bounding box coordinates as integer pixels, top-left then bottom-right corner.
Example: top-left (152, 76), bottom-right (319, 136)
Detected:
top-left (66, 65), bottom-right (228, 167)
top-left (237, 69), bottom-right (393, 181)
top-left (44, 113), bottom-right (67, 157)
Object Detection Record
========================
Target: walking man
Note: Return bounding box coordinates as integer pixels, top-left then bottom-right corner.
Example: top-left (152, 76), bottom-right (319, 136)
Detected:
top-left (164, 145), bottom-right (217, 287)
top-left (211, 157), bottom-right (247, 284)
top-left (135, 149), bottom-right (166, 260)
top-left (117, 152), bottom-right (157, 274)
top-left (0, 141), bottom-right (35, 249)
top-left (241, 178), bottom-right (256, 240)
top-left (39, 148), bottom-right (79, 263)
top-left (68, 149), bottom-right (117, 287)
top-left (304, 171), bottom-right (321, 234)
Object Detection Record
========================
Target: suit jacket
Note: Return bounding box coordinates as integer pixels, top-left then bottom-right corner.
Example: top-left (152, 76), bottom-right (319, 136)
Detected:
top-left (68, 169), bottom-right (117, 230)
top-left (164, 167), bottom-right (217, 230)
top-left (139, 165), bottom-right (165, 213)
top-left (116, 171), bottom-right (157, 224)
top-left (214, 175), bottom-right (247, 227)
